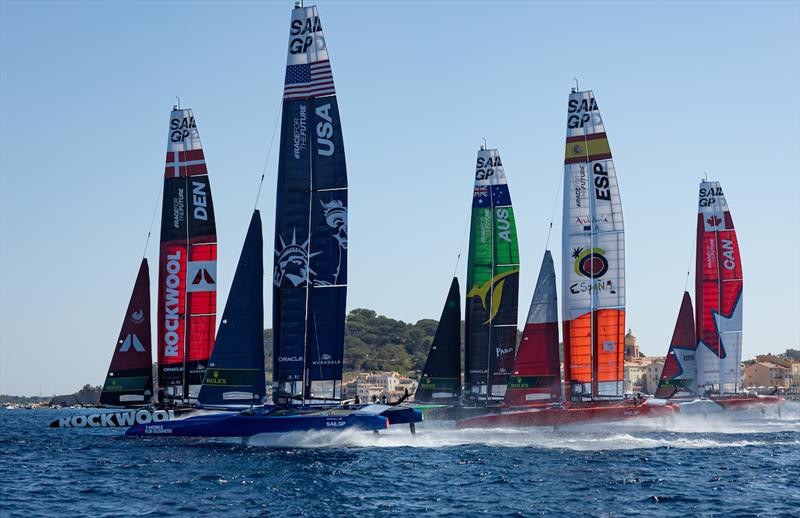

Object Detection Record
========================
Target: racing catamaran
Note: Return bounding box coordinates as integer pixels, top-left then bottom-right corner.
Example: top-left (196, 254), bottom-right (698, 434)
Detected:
top-left (657, 181), bottom-right (782, 412)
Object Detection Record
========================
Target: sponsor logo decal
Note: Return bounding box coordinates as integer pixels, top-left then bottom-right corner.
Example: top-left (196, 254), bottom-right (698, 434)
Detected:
top-left (119, 334), bottom-right (145, 353)
top-left (699, 185), bottom-right (723, 207)
top-left (163, 251), bottom-right (182, 357)
top-left (567, 96), bottom-right (598, 128)
top-left (293, 105), bottom-right (307, 159)
top-left (130, 309), bottom-right (145, 324)
top-left (170, 116), bottom-right (197, 143)
top-left (475, 154), bottom-right (502, 180)
top-left (57, 410), bottom-right (175, 428)
top-left (186, 261), bottom-right (216, 293)
top-left (289, 15), bottom-right (323, 54)
top-left (572, 247), bottom-right (609, 278)
top-left (466, 270), bottom-right (519, 325)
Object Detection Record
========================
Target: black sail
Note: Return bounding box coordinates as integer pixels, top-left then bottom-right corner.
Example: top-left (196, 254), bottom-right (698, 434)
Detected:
top-left (272, 4), bottom-right (348, 404)
top-left (198, 211), bottom-right (265, 407)
top-left (415, 278), bottom-right (462, 403)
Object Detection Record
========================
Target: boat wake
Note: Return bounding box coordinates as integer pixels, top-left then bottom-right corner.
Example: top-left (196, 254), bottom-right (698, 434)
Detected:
top-left (241, 404), bottom-right (799, 451)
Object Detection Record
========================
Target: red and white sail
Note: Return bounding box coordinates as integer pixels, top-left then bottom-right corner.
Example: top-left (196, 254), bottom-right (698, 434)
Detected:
top-left (655, 292), bottom-right (697, 399)
top-left (561, 89), bottom-right (625, 401)
top-left (695, 181), bottom-right (742, 394)
top-left (504, 251), bottom-right (561, 406)
top-left (157, 108), bottom-right (217, 402)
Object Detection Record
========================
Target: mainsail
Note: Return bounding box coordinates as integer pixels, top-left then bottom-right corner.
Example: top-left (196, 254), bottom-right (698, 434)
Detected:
top-left (504, 251), bottom-right (561, 406)
top-left (100, 259), bottom-right (153, 406)
top-left (416, 278), bottom-right (462, 403)
top-left (561, 89), bottom-right (625, 402)
top-left (655, 292), bottom-right (697, 399)
top-left (273, 4), bottom-right (348, 404)
top-left (198, 211), bottom-right (265, 406)
top-left (695, 181), bottom-right (743, 394)
top-left (464, 148), bottom-right (520, 402)
top-left (157, 107), bottom-right (218, 403)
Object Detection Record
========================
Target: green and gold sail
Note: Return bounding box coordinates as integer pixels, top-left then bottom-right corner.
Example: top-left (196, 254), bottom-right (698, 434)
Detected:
top-left (464, 148), bottom-right (520, 402)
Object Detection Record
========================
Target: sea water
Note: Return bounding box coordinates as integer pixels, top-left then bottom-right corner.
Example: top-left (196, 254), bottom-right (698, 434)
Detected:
top-left (1, 406), bottom-right (798, 517)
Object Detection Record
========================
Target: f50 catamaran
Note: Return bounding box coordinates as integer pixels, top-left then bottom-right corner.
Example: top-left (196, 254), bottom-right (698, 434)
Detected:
top-left (656, 182), bottom-right (782, 412)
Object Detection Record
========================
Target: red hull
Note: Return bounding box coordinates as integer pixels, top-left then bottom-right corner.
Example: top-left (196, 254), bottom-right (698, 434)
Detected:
top-left (712, 396), bottom-right (785, 410)
top-left (457, 401), bottom-right (676, 428)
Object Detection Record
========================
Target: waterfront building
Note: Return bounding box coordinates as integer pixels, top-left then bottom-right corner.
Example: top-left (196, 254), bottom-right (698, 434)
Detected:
top-left (742, 362), bottom-right (791, 390)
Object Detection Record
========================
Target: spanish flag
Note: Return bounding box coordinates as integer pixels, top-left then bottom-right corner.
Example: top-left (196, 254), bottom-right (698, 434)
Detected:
top-left (564, 132), bottom-right (612, 164)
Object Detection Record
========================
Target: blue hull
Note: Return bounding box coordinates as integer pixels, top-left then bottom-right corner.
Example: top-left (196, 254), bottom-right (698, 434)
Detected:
top-left (125, 412), bottom-right (387, 437)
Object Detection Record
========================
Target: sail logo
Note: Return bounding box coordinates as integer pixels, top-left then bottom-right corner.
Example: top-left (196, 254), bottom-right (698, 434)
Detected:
top-left (496, 347), bottom-right (513, 357)
top-left (315, 104), bottom-right (335, 156)
top-left (278, 356), bottom-right (303, 362)
top-left (289, 15), bottom-right (323, 54)
top-left (170, 116), bottom-right (197, 143)
top-left (592, 163), bottom-right (611, 201)
top-left (191, 181), bottom-right (209, 221)
top-left (567, 97), bottom-right (598, 128)
top-left (274, 229), bottom-right (318, 287)
top-left (313, 353), bottom-right (341, 366)
top-left (130, 309), bottom-right (145, 324)
top-left (466, 270), bottom-right (519, 325)
top-left (56, 410), bottom-right (175, 428)
top-left (572, 165), bottom-right (587, 208)
top-left (570, 279), bottom-right (616, 295)
top-left (699, 186), bottom-right (723, 207)
top-left (205, 370), bottom-right (227, 385)
top-left (602, 341), bottom-right (616, 352)
top-left (119, 334), bottom-right (145, 353)
top-left (572, 247), bottom-right (609, 278)
top-left (163, 251), bottom-right (182, 357)
top-left (721, 239), bottom-right (736, 270)
top-left (576, 214), bottom-right (610, 231)
top-left (186, 261), bottom-right (216, 292)
top-left (475, 155), bottom-right (502, 180)
top-left (495, 208), bottom-right (512, 242)
top-left (293, 105), bottom-right (308, 159)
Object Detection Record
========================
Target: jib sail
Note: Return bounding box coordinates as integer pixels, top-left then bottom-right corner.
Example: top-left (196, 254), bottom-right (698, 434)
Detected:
top-left (198, 211), bottom-right (265, 406)
top-left (504, 251), bottom-right (561, 406)
top-left (561, 89), bottom-right (625, 402)
top-left (695, 181), bottom-right (743, 394)
top-left (273, 4), bottom-right (348, 404)
top-left (655, 292), bottom-right (697, 399)
top-left (464, 148), bottom-right (520, 402)
top-left (157, 107), bottom-right (218, 403)
top-left (416, 278), bottom-right (462, 403)
top-left (100, 259), bottom-right (154, 407)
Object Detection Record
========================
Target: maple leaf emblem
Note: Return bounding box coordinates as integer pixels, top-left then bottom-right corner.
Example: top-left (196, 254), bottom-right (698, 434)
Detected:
top-left (706, 215), bottom-right (721, 227)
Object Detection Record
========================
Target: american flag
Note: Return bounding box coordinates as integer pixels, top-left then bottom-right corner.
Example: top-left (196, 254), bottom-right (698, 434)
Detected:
top-left (284, 60), bottom-right (335, 100)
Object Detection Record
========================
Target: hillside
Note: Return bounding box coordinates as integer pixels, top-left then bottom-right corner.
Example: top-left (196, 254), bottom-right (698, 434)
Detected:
top-left (264, 308), bottom-right (462, 378)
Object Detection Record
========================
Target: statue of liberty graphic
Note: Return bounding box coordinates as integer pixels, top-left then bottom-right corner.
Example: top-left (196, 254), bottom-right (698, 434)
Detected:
top-left (273, 199), bottom-right (347, 288)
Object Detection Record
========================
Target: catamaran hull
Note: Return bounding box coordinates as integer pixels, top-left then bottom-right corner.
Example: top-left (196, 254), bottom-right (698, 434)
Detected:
top-left (456, 402), bottom-right (676, 428)
top-left (710, 396), bottom-right (784, 411)
top-left (125, 412), bottom-right (388, 437)
top-left (48, 408), bottom-right (207, 428)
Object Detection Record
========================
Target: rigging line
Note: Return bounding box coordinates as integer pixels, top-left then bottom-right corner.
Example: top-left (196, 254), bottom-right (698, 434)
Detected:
top-left (255, 99), bottom-right (283, 210)
top-left (142, 180), bottom-right (163, 258)
top-left (683, 231), bottom-right (694, 293)
top-left (544, 165), bottom-right (563, 251)
top-left (452, 216), bottom-right (470, 278)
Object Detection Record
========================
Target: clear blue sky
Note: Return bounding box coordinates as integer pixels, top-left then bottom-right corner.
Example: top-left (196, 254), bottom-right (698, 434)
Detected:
top-left (1, 1), bottom-right (798, 395)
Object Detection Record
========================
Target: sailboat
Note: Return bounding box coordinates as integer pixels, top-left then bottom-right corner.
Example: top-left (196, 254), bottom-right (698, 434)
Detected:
top-left (464, 147), bottom-right (520, 406)
top-left (127, 211), bottom-right (389, 436)
top-left (657, 181), bottom-right (782, 412)
top-left (459, 89), bottom-right (675, 428)
top-left (50, 259), bottom-right (180, 428)
top-left (157, 106), bottom-right (218, 405)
